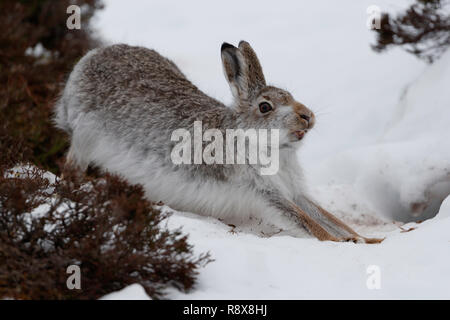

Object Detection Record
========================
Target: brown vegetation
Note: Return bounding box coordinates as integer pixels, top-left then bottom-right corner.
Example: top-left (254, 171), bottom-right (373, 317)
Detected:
top-left (0, 0), bottom-right (211, 300)
top-left (372, 0), bottom-right (450, 63)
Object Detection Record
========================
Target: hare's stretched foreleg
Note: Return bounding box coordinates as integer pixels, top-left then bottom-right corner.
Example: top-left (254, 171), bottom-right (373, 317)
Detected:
top-left (266, 190), bottom-right (382, 243)
top-left (297, 197), bottom-right (383, 243)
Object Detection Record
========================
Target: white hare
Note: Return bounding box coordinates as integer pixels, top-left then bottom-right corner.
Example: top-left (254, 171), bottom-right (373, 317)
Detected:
top-left (55, 41), bottom-right (381, 243)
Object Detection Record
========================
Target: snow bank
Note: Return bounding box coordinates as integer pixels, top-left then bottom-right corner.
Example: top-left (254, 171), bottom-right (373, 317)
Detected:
top-left (308, 50), bottom-right (450, 223)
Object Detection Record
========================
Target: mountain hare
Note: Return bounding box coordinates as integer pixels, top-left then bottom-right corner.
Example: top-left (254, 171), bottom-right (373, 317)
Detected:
top-left (55, 41), bottom-right (381, 243)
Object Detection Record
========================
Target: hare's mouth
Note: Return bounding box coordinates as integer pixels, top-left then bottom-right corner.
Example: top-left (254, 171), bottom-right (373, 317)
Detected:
top-left (292, 130), bottom-right (307, 140)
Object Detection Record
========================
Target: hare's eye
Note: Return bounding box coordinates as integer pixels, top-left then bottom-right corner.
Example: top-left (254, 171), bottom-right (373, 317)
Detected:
top-left (259, 102), bottom-right (272, 114)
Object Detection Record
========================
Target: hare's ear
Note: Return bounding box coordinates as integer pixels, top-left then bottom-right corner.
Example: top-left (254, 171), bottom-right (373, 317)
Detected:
top-left (221, 41), bottom-right (267, 102)
top-left (221, 41), bottom-right (266, 100)
top-left (238, 41), bottom-right (266, 94)
top-left (221, 42), bottom-right (248, 101)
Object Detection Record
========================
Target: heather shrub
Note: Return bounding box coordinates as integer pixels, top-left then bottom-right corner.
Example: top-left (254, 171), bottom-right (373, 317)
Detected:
top-left (0, 0), bottom-right (212, 300)
top-left (0, 163), bottom-right (211, 299)
top-left (0, 0), bottom-right (102, 173)
top-left (372, 0), bottom-right (450, 63)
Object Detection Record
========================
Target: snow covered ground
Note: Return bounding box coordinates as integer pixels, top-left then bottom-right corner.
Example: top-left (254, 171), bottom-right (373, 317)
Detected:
top-left (93, 1), bottom-right (450, 299)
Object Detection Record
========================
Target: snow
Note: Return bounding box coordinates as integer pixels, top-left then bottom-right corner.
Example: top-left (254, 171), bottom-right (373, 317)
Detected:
top-left (100, 284), bottom-right (151, 300)
top-left (165, 202), bottom-right (450, 299)
top-left (89, 0), bottom-right (450, 299)
top-left (99, 199), bottom-right (450, 300)
top-left (25, 43), bottom-right (50, 58)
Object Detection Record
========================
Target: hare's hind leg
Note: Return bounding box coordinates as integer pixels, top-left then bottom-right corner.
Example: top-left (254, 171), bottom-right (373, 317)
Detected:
top-left (63, 124), bottom-right (100, 174)
top-left (64, 143), bottom-right (89, 174)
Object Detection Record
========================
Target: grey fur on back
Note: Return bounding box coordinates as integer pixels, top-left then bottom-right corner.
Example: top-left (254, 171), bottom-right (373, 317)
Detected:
top-left (56, 44), bottom-right (236, 180)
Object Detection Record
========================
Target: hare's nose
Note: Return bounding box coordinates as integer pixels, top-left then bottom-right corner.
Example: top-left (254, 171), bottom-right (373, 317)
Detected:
top-left (300, 114), bottom-right (310, 122)
top-left (299, 113), bottom-right (315, 129)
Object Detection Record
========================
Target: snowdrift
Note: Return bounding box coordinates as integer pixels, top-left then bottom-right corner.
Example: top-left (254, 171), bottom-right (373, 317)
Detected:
top-left (307, 50), bottom-right (450, 224)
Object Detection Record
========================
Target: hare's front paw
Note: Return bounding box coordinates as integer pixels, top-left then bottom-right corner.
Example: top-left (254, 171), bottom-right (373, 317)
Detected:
top-left (363, 237), bottom-right (384, 244)
top-left (341, 236), bottom-right (384, 244)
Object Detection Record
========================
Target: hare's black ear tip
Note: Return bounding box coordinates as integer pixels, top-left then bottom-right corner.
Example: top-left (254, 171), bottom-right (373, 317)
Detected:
top-left (221, 42), bottom-right (235, 52)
